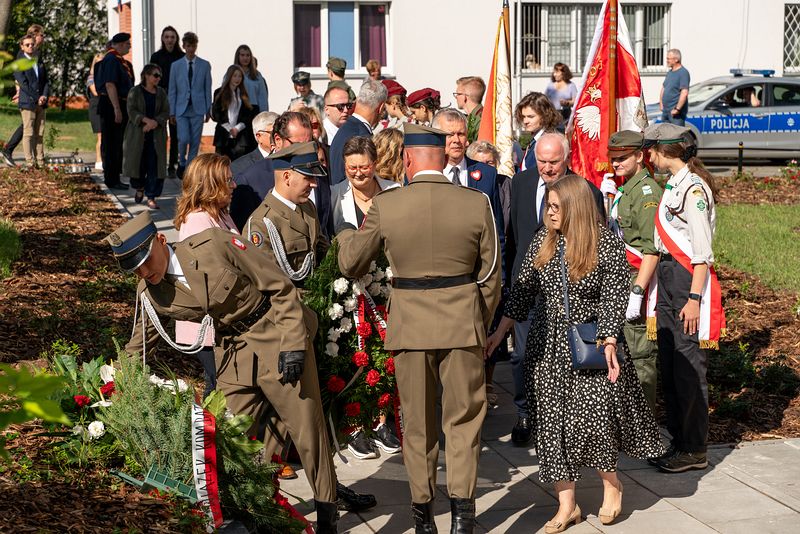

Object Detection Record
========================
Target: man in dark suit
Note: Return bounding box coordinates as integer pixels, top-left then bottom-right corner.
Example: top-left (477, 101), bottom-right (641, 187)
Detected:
top-left (12, 33), bottom-right (49, 168)
top-left (230, 111), bottom-right (279, 176)
top-left (328, 79), bottom-right (387, 185)
top-left (230, 112), bottom-right (334, 238)
top-left (505, 131), bottom-right (605, 446)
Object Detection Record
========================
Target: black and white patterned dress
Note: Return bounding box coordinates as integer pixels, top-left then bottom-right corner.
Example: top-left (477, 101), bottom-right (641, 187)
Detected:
top-left (505, 226), bottom-right (664, 484)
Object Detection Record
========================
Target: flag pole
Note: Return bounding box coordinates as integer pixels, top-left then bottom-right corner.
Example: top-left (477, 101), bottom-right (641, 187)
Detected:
top-left (503, 0), bottom-right (510, 50)
top-left (605, 0), bottom-right (619, 217)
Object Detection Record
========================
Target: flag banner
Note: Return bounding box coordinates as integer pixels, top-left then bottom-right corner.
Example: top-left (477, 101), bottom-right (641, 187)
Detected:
top-left (570, 0), bottom-right (648, 187)
top-left (478, 1), bottom-right (514, 177)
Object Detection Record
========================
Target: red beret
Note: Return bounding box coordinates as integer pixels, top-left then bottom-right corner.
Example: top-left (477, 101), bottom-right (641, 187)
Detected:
top-left (381, 79), bottom-right (407, 98)
top-left (407, 88), bottom-right (440, 107)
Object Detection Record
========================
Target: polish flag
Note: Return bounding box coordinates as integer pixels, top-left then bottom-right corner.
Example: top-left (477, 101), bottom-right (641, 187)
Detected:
top-left (569, 0), bottom-right (648, 188)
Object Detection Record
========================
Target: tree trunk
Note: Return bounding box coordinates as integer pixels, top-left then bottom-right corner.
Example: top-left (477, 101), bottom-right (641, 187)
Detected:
top-left (61, 57), bottom-right (69, 111)
top-left (0, 0), bottom-right (13, 50)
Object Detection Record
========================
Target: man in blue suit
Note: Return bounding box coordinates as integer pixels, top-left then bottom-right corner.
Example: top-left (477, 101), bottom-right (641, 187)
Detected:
top-left (13, 33), bottom-right (49, 168)
top-left (168, 32), bottom-right (212, 178)
top-left (328, 79), bottom-right (387, 185)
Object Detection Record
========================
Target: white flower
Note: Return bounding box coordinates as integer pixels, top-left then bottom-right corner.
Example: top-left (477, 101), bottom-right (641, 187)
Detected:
top-left (328, 327), bottom-right (341, 342)
top-left (87, 421), bottom-right (105, 439)
top-left (369, 260), bottom-right (377, 272)
top-left (91, 400), bottom-right (113, 408)
top-left (385, 267), bottom-right (393, 280)
top-left (325, 342), bottom-right (339, 357)
top-left (343, 296), bottom-right (358, 312)
top-left (368, 282), bottom-right (381, 295)
top-left (373, 268), bottom-right (385, 282)
top-left (380, 284), bottom-right (393, 299)
top-left (351, 281), bottom-right (364, 296)
top-left (333, 277), bottom-right (350, 295)
top-left (175, 379), bottom-right (189, 393)
top-left (72, 425), bottom-right (86, 437)
top-left (149, 374), bottom-right (165, 386)
top-left (99, 364), bottom-right (116, 384)
top-left (327, 303), bottom-right (344, 320)
top-left (339, 317), bottom-right (353, 332)
top-left (359, 274), bottom-right (373, 287)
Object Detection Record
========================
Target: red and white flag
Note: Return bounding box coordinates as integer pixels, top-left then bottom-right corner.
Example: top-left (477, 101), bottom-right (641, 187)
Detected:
top-left (570, 0), bottom-right (648, 188)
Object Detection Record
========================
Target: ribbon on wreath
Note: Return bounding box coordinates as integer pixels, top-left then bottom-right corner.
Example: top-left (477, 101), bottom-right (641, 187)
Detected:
top-left (190, 403), bottom-right (223, 531)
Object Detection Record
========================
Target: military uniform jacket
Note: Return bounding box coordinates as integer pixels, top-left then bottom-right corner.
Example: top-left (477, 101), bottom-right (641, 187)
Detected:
top-left (245, 193), bottom-right (330, 278)
top-left (125, 228), bottom-right (307, 381)
top-left (337, 172), bottom-right (502, 350)
top-left (616, 168), bottom-right (663, 256)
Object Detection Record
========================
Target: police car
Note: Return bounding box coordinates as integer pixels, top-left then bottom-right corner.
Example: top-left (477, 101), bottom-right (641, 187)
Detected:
top-left (647, 69), bottom-right (800, 159)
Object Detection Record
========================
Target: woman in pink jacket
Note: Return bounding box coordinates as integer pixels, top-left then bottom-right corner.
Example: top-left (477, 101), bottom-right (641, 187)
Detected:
top-left (173, 153), bottom-right (238, 398)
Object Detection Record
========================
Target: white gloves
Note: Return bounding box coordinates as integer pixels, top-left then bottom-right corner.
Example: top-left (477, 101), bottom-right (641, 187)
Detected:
top-left (600, 173), bottom-right (618, 196)
top-left (626, 292), bottom-right (643, 321)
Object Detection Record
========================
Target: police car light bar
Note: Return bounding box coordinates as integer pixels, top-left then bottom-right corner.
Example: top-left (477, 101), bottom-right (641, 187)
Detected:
top-left (729, 68), bottom-right (775, 77)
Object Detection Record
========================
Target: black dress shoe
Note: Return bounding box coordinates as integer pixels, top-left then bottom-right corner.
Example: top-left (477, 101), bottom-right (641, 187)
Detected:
top-left (450, 498), bottom-right (475, 534)
top-left (511, 416), bottom-right (533, 445)
top-left (176, 165), bottom-right (185, 179)
top-left (314, 499), bottom-right (339, 534)
top-left (412, 500), bottom-right (437, 534)
top-left (336, 481), bottom-right (377, 512)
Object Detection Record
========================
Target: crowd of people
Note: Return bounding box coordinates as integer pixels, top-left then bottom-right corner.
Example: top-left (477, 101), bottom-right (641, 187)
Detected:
top-left (8, 22), bottom-right (721, 533)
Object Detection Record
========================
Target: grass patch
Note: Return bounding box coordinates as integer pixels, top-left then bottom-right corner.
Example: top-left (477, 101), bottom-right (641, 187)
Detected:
top-left (0, 97), bottom-right (96, 153)
top-left (0, 218), bottom-right (21, 278)
top-left (716, 204), bottom-right (800, 291)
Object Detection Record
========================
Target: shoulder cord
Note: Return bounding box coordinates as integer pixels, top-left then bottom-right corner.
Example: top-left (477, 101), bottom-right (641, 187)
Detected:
top-left (133, 291), bottom-right (214, 365)
top-left (476, 190), bottom-right (499, 285)
top-left (264, 217), bottom-right (314, 281)
top-left (669, 183), bottom-right (711, 224)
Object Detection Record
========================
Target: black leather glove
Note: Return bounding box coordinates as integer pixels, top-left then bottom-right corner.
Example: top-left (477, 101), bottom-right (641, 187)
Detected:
top-left (278, 350), bottom-right (305, 385)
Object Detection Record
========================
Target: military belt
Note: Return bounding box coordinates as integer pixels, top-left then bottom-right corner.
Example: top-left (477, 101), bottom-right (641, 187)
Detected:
top-left (223, 296), bottom-right (271, 335)
top-left (391, 274), bottom-right (474, 290)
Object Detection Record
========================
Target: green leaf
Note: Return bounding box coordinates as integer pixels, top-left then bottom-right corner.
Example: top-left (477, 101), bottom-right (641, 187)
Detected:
top-left (224, 414), bottom-right (254, 436)
top-left (21, 399), bottom-right (71, 425)
top-left (202, 389), bottom-right (226, 418)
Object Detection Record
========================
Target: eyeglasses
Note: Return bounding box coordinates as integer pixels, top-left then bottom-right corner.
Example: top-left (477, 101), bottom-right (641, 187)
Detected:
top-left (452, 92), bottom-right (466, 98)
top-left (21, 43), bottom-right (34, 48)
top-left (546, 202), bottom-right (560, 214)
top-left (326, 102), bottom-right (355, 112)
top-left (256, 129), bottom-right (273, 136)
top-left (345, 164), bottom-right (374, 174)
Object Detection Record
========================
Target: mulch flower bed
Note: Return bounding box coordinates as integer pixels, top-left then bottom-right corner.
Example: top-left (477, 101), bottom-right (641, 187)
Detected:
top-left (0, 168), bottom-right (798, 529)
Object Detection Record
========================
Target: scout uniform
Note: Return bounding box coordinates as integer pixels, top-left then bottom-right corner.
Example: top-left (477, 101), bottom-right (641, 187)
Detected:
top-left (647, 123), bottom-right (725, 473)
top-left (325, 57), bottom-right (356, 101)
top-left (337, 124), bottom-right (501, 532)
top-left (607, 130), bottom-right (663, 412)
top-left (289, 71), bottom-right (324, 114)
top-left (107, 212), bottom-right (338, 530)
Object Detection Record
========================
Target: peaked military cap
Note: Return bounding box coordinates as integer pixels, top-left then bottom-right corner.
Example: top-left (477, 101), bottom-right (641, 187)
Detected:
top-left (644, 122), bottom-right (691, 146)
top-left (291, 71), bottom-right (311, 85)
top-left (111, 32), bottom-right (131, 44)
top-left (403, 123), bottom-right (447, 148)
top-left (106, 211), bottom-right (157, 272)
top-left (608, 130), bottom-right (645, 157)
top-left (326, 57), bottom-right (347, 75)
top-left (269, 141), bottom-right (327, 177)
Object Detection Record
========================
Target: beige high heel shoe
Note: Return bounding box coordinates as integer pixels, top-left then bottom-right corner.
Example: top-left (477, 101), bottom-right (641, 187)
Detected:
top-left (544, 504), bottom-right (582, 533)
top-left (599, 481), bottom-right (624, 525)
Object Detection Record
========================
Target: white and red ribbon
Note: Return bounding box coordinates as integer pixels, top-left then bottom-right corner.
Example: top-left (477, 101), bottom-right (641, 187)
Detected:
top-left (191, 403), bottom-right (223, 531)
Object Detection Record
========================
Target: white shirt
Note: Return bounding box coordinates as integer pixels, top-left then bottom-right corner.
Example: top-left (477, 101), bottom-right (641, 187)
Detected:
top-left (535, 179), bottom-right (547, 224)
top-left (351, 112), bottom-right (373, 134)
top-left (411, 169), bottom-right (447, 181)
top-left (323, 117), bottom-right (339, 143)
top-left (24, 53), bottom-right (38, 78)
top-left (166, 246), bottom-right (190, 289)
top-left (223, 90), bottom-right (246, 136)
top-left (271, 189), bottom-right (297, 211)
top-left (257, 144), bottom-right (271, 158)
top-left (443, 158), bottom-right (468, 186)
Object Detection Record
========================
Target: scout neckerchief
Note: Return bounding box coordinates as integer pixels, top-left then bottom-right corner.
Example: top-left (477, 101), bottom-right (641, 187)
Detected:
top-left (610, 171), bottom-right (658, 339)
top-left (654, 170), bottom-right (726, 349)
top-left (107, 47), bottom-right (135, 82)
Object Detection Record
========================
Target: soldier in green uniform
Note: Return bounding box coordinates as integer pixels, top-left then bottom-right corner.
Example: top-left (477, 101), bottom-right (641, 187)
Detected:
top-left (289, 71), bottom-right (324, 114)
top-left (107, 212), bottom-right (339, 533)
top-left (337, 123), bottom-right (501, 534)
top-left (325, 57), bottom-right (356, 101)
top-left (603, 130), bottom-right (663, 413)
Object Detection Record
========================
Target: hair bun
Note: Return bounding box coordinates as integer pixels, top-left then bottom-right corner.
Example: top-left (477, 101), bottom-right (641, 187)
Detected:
top-left (682, 144), bottom-right (698, 162)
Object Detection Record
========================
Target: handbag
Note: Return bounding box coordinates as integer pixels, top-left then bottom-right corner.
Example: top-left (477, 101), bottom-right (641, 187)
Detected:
top-left (558, 243), bottom-right (623, 370)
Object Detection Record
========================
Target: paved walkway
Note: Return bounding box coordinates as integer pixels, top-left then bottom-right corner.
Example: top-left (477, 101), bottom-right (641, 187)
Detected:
top-left (89, 159), bottom-right (800, 534)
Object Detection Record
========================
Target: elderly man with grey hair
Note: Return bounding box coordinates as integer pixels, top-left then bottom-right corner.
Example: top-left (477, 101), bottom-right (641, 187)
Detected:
top-left (230, 111), bottom-right (280, 175)
top-left (329, 79), bottom-right (388, 184)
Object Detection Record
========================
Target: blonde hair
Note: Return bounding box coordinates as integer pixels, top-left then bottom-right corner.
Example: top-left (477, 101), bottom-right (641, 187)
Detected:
top-left (374, 128), bottom-right (405, 183)
top-left (296, 105), bottom-right (324, 142)
top-left (174, 153), bottom-right (233, 230)
top-left (534, 174), bottom-right (601, 281)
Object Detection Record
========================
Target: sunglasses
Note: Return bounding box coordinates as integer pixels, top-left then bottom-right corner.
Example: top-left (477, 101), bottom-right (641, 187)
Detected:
top-left (151, 72), bottom-right (162, 78)
top-left (326, 102), bottom-right (355, 112)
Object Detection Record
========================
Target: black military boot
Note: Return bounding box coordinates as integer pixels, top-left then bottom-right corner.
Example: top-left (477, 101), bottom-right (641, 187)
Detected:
top-left (450, 498), bottom-right (475, 534)
top-left (336, 481), bottom-right (377, 512)
top-left (412, 500), bottom-right (438, 534)
top-left (314, 499), bottom-right (339, 533)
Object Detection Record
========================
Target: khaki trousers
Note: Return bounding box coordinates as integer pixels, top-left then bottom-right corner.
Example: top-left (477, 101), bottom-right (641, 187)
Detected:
top-left (395, 347), bottom-right (487, 503)
top-left (21, 106), bottom-right (46, 165)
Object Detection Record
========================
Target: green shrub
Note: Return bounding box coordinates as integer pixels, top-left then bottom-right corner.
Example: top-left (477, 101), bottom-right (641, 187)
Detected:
top-left (0, 218), bottom-right (20, 279)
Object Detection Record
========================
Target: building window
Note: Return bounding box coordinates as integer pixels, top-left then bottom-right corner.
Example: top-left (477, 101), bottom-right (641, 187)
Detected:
top-left (293, 1), bottom-right (389, 71)
top-left (518, 3), bottom-right (670, 74)
top-left (785, 4), bottom-right (800, 74)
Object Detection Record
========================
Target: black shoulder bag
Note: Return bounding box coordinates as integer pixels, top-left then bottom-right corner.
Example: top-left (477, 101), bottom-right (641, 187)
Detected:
top-left (559, 243), bottom-right (623, 369)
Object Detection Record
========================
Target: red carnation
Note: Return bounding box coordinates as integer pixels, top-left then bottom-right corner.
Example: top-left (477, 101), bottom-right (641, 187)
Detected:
top-left (100, 381), bottom-right (115, 397)
top-left (352, 351), bottom-right (369, 367)
top-left (73, 395), bottom-right (91, 408)
top-left (385, 357), bottom-right (395, 376)
top-left (356, 321), bottom-right (373, 338)
top-left (326, 376), bottom-right (346, 393)
top-left (377, 393), bottom-right (392, 408)
top-left (344, 402), bottom-right (361, 417)
top-left (365, 369), bottom-right (381, 387)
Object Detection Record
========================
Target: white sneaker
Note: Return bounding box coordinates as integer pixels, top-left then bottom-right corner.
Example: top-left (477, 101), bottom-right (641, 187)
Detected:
top-left (94, 161), bottom-right (103, 171)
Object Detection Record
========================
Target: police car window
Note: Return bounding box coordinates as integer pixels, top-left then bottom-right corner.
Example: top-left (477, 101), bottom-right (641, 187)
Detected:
top-left (688, 83), bottom-right (729, 104)
top-left (771, 84), bottom-right (800, 107)
top-left (715, 84), bottom-right (763, 108)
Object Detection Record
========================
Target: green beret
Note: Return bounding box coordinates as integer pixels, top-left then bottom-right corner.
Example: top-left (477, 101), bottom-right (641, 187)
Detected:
top-left (106, 212), bottom-right (157, 272)
top-left (269, 141), bottom-right (327, 177)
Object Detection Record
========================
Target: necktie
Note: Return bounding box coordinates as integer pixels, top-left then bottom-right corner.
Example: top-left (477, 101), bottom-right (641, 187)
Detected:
top-left (188, 60), bottom-right (194, 87)
top-left (524, 141), bottom-right (537, 171)
top-left (451, 166), bottom-right (461, 186)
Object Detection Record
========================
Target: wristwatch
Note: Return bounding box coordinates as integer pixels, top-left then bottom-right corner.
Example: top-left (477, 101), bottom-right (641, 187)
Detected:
top-left (688, 292), bottom-right (702, 302)
top-left (632, 284), bottom-right (645, 296)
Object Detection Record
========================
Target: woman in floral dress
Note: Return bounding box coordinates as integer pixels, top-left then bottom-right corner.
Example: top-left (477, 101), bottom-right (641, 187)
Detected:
top-left (487, 175), bottom-right (663, 532)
